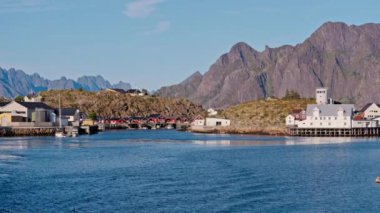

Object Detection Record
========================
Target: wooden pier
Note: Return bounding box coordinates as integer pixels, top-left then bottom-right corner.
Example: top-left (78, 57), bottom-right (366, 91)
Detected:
top-left (289, 127), bottom-right (380, 137)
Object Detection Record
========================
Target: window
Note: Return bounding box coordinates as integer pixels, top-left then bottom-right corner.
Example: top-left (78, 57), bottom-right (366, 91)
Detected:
top-left (335, 117), bottom-right (337, 120)
top-left (344, 122), bottom-right (347, 126)
top-left (328, 123), bottom-right (331, 126)
top-left (310, 122), bottom-right (313, 126)
top-left (328, 117), bottom-right (331, 120)
top-left (315, 117), bottom-right (317, 120)
top-left (320, 123), bottom-right (322, 126)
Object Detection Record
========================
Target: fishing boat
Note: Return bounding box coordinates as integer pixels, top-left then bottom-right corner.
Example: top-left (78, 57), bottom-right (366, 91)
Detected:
top-left (376, 177), bottom-right (380, 183)
top-left (55, 94), bottom-right (66, 138)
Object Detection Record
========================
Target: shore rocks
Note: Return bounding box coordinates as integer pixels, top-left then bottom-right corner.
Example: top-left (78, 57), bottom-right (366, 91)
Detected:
top-left (0, 127), bottom-right (55, 137)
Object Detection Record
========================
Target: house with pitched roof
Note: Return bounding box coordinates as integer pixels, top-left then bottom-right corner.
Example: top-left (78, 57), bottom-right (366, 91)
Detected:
top-left (359, 103), bottom-right (380, 119)
top-left (296, 104), bottom-right (355, 129)
top-left (0, 101), bottom-right (55, 126)
top-left (286, 88), bottom-right (357, 129)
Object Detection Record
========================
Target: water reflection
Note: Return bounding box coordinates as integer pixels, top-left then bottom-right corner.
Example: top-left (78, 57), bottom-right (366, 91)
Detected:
top-left (192, 137), bottom-right (377, 147)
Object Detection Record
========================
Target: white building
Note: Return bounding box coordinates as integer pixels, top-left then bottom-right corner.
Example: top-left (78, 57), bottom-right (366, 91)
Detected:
top-left (352, 120), bottom-right (378, 128)
top-left (286, 88), bottom-right (356, 129)
top-left (207, 108), bottom-right (218, 116)
top-left (286, 114), bottom-right (296, 126)
top-left (359, 103), bottom-right (380, 119)
top-left (0, 101), bottom-right (55, 127)
top-left (24, 94), bottom-right (42, 102)
top-left (296, 104), bottom-right (355, 129)
top-left (205, 118), bottom-right (230, 127)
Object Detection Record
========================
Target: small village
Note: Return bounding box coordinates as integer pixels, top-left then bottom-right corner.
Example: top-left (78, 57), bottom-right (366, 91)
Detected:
top-left (3, 87), bottom-right (380, 138)
top-left (0, 88), bottom-right (231, 137)
top-left (286, 88), bottom-right (380, 136)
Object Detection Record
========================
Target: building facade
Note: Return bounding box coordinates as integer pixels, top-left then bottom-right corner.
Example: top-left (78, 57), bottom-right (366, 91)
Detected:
top-left (286, 88), bottom-right (356, 129)
top-left (205, 118), bottom-right (230, 127)
top-left (296, 104), bottom-right (354, 129)
top-left (360, 103), bottom-right (380, 119)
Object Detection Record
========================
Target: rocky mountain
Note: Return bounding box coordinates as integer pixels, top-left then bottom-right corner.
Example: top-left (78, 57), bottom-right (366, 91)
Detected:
top-left (157, 22), bottom-right (380, 108)
top-left (158, 71), bottom-right (203, 99)
top-left (0, 67), bottom-right (131, 98)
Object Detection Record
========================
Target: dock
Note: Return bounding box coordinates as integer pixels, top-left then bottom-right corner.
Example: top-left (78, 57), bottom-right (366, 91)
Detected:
top-left (289, 127), bottom-right (380, 137)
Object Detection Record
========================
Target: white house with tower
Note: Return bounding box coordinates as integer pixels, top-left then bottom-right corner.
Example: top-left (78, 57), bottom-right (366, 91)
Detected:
top-left (286, 88), bottom-right (355, 129)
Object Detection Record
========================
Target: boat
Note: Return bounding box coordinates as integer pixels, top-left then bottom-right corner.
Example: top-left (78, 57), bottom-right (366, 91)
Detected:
top-left (376, 177), bottom-right (380, 183)
top-left (55, 130), bottom-right (65, 138)
top-left (55, 94), bottom-right (66, 138)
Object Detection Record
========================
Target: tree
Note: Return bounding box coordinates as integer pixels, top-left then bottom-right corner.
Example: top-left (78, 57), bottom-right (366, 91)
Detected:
top-left (88, 112), bottom-right (97, 120)
top-left (14, 95), bottom-right (24, 102)
top-left (283, 90), bottom-right (300, 100)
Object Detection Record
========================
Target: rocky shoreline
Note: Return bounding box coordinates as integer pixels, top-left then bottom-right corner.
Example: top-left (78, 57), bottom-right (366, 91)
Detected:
top-left (0, 127), bottom-right (56, 137)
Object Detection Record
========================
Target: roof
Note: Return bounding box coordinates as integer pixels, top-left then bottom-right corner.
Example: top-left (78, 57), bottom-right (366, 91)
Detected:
top-left (60, 108), bottom-right (78, 116)
top-left (148, 114), bottom-right (161, 118)
top-left (0, 102), bottom-right (10, 107)
top-left (292, 109), bottom-right (305, 114)
top-left (126, 89), bottom-right (141, 93)
top-left (306, 104), bottom-right (355, 117)
top-left (26, 93), bottom-right (41, 99)
top-left (16, 102), bottom-right (54, 110)
top-left (359, 103), bottom-right (380, 112)
top-left (108, 88), bottom-right (126, 93)
top-left (192, 115), bottom-right (204, 121)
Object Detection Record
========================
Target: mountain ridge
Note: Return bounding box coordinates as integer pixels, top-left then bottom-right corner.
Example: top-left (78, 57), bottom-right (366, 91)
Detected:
top-left (156, 21), bottom-right (380, 108)
top-left (0, 67), bottom-right (131, 98)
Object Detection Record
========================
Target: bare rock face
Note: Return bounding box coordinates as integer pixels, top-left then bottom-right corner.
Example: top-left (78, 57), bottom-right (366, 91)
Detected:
top-left (157, 22), bottom-right (380, 108)
top-left (157, 71), bottom-right (203, 99)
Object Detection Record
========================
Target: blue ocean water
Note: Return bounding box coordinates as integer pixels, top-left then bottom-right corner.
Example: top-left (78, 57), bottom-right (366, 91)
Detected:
top-left (1, 130), bottom-right (380, 212)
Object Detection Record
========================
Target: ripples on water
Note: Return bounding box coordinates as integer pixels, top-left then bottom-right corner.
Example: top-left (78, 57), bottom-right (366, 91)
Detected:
top-left (1, 130), bottom-right (380, 212)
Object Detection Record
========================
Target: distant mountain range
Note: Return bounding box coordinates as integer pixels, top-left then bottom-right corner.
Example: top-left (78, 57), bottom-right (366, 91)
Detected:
top-left (157, 22), bottom-right (380, 108)
top-left (0, 67), bottom-right (131, 98)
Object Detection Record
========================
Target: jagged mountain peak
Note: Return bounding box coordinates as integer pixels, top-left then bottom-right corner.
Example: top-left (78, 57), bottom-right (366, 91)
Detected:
top-left (157, 21), bottom-right (380, 108)
top-left (181, 71), bottom-right (203, 84)
top-left (0, 67), bottom-right (132, 98)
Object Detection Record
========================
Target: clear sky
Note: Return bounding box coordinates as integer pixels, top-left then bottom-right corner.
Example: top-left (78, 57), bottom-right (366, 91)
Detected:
top-left (1, 0), bottom-right (380, 90)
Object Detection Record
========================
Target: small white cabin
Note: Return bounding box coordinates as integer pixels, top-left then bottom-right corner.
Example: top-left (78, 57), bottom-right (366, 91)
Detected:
top-left (205, 118), bottom-right (230, 127)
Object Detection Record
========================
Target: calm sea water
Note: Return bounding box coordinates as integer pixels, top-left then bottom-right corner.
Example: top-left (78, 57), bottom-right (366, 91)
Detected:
top-left (1, 130), bottom-right (380, 212)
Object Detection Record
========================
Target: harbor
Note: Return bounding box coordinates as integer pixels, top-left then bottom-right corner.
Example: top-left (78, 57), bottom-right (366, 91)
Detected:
top-left (2, 130), bottom-right (380, 212)
top-left (289, 127), bottom-right (380, 137)
top-left (286, 88), bottom-right (380, 137)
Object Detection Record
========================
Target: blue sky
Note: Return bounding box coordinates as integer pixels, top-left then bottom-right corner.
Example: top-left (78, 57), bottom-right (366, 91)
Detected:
top-left (0, 0), bottom-right (380, 90)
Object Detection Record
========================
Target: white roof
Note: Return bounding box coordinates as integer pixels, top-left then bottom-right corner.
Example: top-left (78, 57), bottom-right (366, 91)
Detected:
top-left (306, 104), bottom-right (355, 117)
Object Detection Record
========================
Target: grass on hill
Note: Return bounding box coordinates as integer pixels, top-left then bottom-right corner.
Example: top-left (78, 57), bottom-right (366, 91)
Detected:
top-left (220, 98), bottom-right (315, 134)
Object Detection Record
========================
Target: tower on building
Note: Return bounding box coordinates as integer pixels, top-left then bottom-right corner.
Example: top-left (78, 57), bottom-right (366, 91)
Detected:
top-left (316, 88), bottom-right (329, 105)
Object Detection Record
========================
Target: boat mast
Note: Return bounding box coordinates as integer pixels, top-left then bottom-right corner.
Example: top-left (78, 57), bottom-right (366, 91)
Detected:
top-left (59, 94), bottom-right (62, 129)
